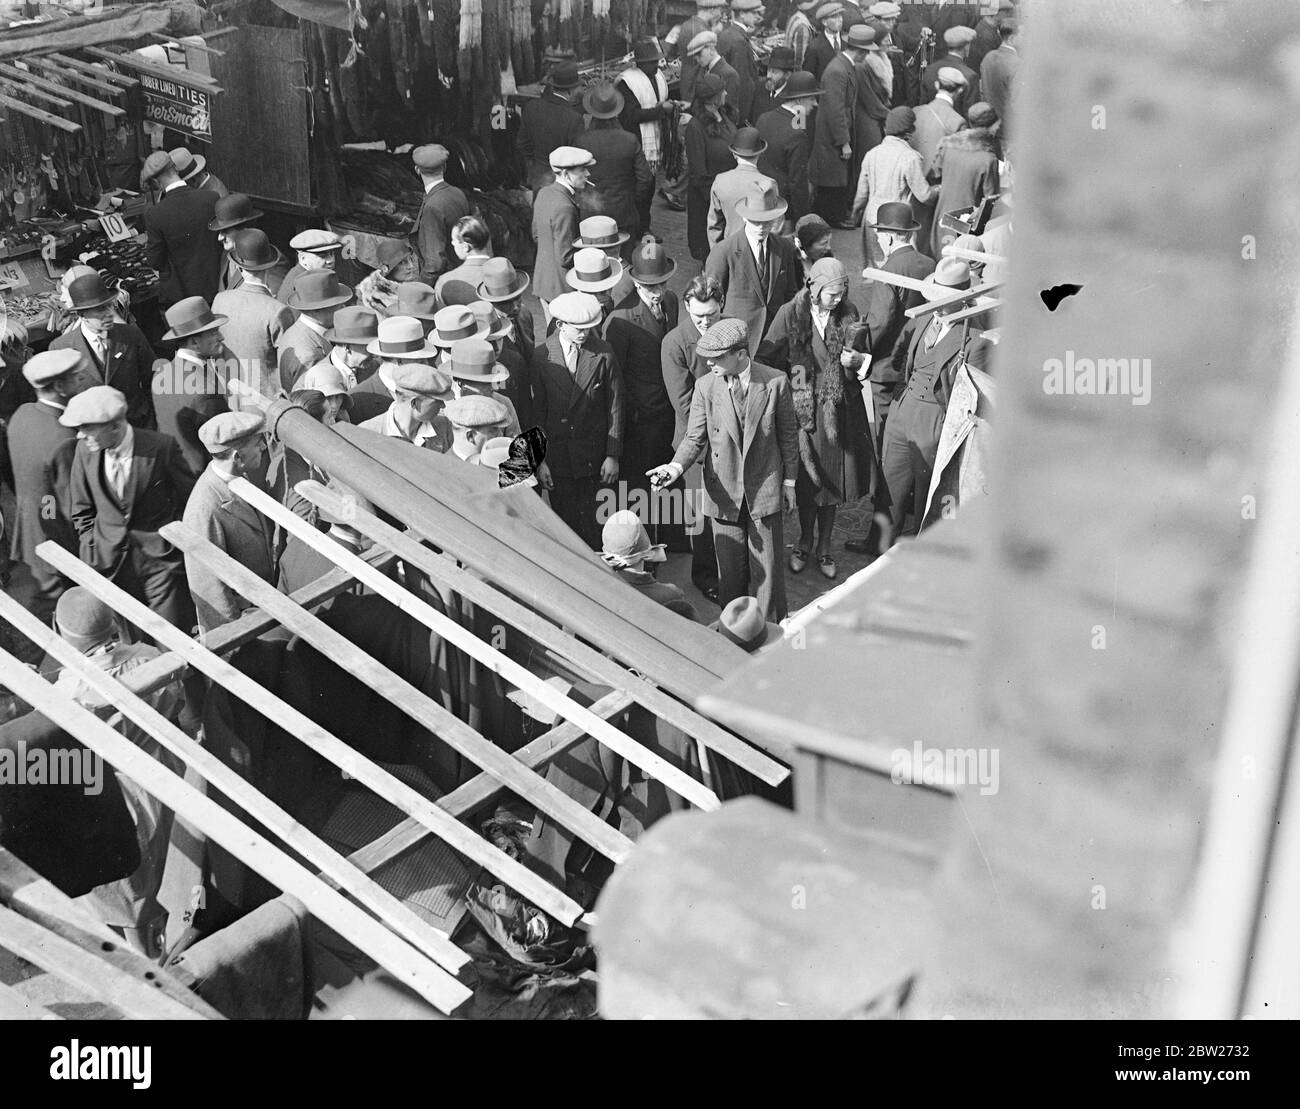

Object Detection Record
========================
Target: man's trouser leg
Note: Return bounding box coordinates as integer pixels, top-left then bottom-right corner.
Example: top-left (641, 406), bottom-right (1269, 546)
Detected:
top-left (711, 511), bottom-right (750, 610)
top-left (747, 505), bottom-right (787, 622)
top-left (881, 401), bottom-right (917, 535)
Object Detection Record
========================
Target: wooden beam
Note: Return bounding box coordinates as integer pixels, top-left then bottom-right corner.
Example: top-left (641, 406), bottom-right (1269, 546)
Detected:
top-left (82, 47), bottom-right (221, 91)
top-left (0, 902), bottom-right (208, 1020)
top-left (27, 57), bottom-right (125, 96)
top-left (0, 980), bottom-right (59, 1021)
top-left (0, 63), bottom-right (124, 117)
top-left (148, 32), bottom-right (226, 58)
top-left (904, 279), bottom-right (1006, 319)
top-left (347, 690), bottom-right (637, 878)
top-left (297, 479), bottom-right (790, 786)
top-left (46, 53), bottom-right (139, 88)
top-left (941, 245), bottom-right (1007, 267)
top-left (39, 541), bottom-right (587, 927)
top-left (162, 522), bottom-right (637, 868)
top-left (0, 92), bottom-right (79, 131)
top-left (860, 267), bottom-right (932, 293)
top-left (944, 297), bottom-right (1002, 325)
top-left (0, 76), bottom-right (72, 109)
top-left (239, 480), bottom-right (721, 811)
top-left (0, 592), bottom-right (472, 983)
top-left (0, 644), bottom-right (470, 1015)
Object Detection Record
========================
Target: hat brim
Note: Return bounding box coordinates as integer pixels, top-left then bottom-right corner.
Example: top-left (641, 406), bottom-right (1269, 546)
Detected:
top-left (779, 87), bottom-right (823, 100)
top-left (394, 306), bottom-right (441, 322)
top-left (477, 274), bottom-right (530, 302)
top-left (551, 312), bottom-right (603, 328)
top-left (231, 245), bottom-right (284, 272)
top-left (583, 94), bottom-right (625, 119)
top-left (869, 218), bottom-right (921, 233)
top-left (208, 209), bottom-right (263, 232)
top-left (161, 314), bottom-right (228, 342)
top-left (566, 273), bottom-right (624, 293)
top-left (729, 141), bottom-right (768, 158)
top-left (180, 155), bottom-right (206, 180)
top-left (708, 617), bottom-right (784, 651)
top-left (288, 286), bottom-right (354, 311)
top-left (324, 330), bottom-right (378, 346)
top-left (429, 320), bottom-right (491, 347)
top-left (919, 280), bottom-right (971, 302)
top-left (631, 259), bottom-right (677, 284)
top-left (68, 291), bottom-right (117, 311)
top-left (366, 339), bottom-right (441, 359)
top-left (572, 232), bottom-right (630, 249)
top-left (450, 366), bottom-right (511, 385)
top-left (735, 197), bottom-right (789, 221)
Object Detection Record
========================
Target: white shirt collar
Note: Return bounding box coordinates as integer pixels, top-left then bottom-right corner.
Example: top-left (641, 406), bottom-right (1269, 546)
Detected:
top-left (330, 347), bottom-right (358, 389)
top-left (38, 398), bottom-right (67, 412)
top-left (936, 90), bottom-right (955, 106)
top-left (300, 315), bottom-right (328, 337)
top-left (80, 321), bottom-right (106, 349)
top-left (424, 177), bottom-right (444, 194)
top-left (163, 180), bottom-right (186, 194)
top-left (744, 226), bottom-right (769, 262)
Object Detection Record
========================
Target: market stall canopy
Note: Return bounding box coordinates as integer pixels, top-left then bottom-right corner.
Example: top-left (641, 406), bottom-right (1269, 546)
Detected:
top-left (268, 0), bottom-right (350, 32)
top-left (0, 2), bottom-right (199, 61)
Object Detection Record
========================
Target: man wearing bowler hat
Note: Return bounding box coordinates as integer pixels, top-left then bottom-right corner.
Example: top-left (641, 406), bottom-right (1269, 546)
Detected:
top-left (182, 410), bottom-right (277, 633)
top-left (705, 179), bottom-right (803, 354)
top-left (533, 291), bottom-right (624, 550)
top-left (411, 144), bottom-right (471, 284)
top-left (170, 147), bottom-right (228, 200)
top-left (209, 194), bottom-right (290, 295)
top-left (719, 0), bottom-right (765, 126)
top-left (606, 236), bottom-right (680, 539)
top-left (751, 44), bottom-right (798, 120)
top-left (518, 60), bottom-right (585, 192)
top-left (65, 385), bottom-right (196, 631)
top-left (154, 296), bottom-right (238, 476)
top-left (708, 127), bottom-right (773, 244)
top-left (647, 317), bottom-right (798, 621)
top-left (757, 70), bottom-right (821, 227)
top-left (50, 271), bottom-right (157, 430)
top-left (349, 314), bottom-right (441, 424)
top-left (577, 83), bottom-right (654, 251)
top-left (212, 229), bottom-right (296, 390)
top-left (357, 361), bottom-right (456, 453)
top-left (141, 150), bottom-right (222, 308)
top-left (6, 350), bottom-right (87, 620)
top-left (533, 146), bottom-right (594, 326)
top-left (278, 270), bottom-right (353, 392)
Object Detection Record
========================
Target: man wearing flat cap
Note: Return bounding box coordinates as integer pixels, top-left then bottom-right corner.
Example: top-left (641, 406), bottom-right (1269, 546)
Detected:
top-left (687, 31), bottom-right (743, 125)
top-left (141, 150), bottom-right (223, 308)
top-left (411, 145), bottom-right (472, 284)
top-left (532, 147), bottom-right (594, 325)
top-left (65, 385), bottom-right (196, 632)
top-left (276, 228), bottom-right (344, 309)
top-left (913, 67), bottom-right (969, 173)
top-left (969, 0), bottom-right (1014, 76)
top-left (443, 394), bottom-right (509, 464)
top-left (357, 362), bottom-right (455, 453)
top-left (181, 411), bottom-right (277, 633)
top-left (648, 317), bottom-right (798, 621)
top-left (534, 291), bottom-right (624, 549)
top-left (805, 3), bottom-right (846, 82)
top-left (667, 0), bottom-right (726, 105)
top-left (923, 24), bottom-right (981, 109)
top-left (6, 350), bottom-right (87, 619)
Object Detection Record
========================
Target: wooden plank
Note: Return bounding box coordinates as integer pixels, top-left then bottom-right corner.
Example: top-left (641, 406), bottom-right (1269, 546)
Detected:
top-left (0, 591), bottom-right (471, 980)
top-left (82, 47), bottom-right (221, 91)
top-left (860, 266), bottom-right (932, 292)
top-left (0, 902), bottom-right (208, 1020)
top-left (347, 690), bottom-right (637, 879)
top-left (46, 53), bottom-right (139, 87)
top-left (0, 77), bottom-right (72, 109)
top-left (148, 32), bottom-right (226, 58)
top-left (904, 279), bottom-right (1006, 319)
top-left (0, 979), bottom-right (60, 1020)
top-left (0, 63), bottom-right (124, 117)
top-left (162, 521), bottom-right (637, 867)
top-left (27, 57), bottom-right (125, 96)
top-left (0, 92), bottom-right (79, 132)
top-left (297, 479), bottom-right (790, 786)
top-left (0, 643), bottom-right (471, 1015)
top-left (39, 541), bottom-right (587, 927)
top-left (241, 479), bottom-right (722, 810)
top-left (941, 246), bottom-right (1007, 266)
top-left (944, 297), bottom-right (1002, 325)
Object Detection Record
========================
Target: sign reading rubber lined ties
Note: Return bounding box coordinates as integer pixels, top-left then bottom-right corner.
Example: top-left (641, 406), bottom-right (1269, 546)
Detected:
top-left (139, 71), bottom-right (211, 139)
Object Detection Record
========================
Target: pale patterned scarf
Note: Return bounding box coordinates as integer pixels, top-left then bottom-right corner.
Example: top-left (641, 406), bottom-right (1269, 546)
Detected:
top-left (619, 65), bottom-right (670, 165)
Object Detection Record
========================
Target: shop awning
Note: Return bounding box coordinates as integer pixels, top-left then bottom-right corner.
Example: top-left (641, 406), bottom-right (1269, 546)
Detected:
top-left (0, 3), bottom-right (182, 61)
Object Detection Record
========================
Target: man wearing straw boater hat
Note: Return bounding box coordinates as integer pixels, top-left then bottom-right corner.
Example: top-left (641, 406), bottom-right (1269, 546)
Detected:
top-left (209, 193), bottom-right (288, 295)
top-left (708, 126), bottom-right (773, 244)
top-left (49, 270), bottom-right (157, 430)
top-left (182, 410), bottom-right (277, 634)
top-left (411, 144), bottom-right (471, 285)
top-left (153, 295), bottom-right (238, 476)
top-left (879, 257), bottom-right (993, 539)
top-left (647, 316), bottom-right (798, 621)
top-left (565, 248), bottom-right (627, 318)
top-left (170, 147), bottom-right (228, 200)
top-left (533, 146), bottom-right (595, 326)
top-left (533, 291), bottom-right (624, 550)
top-left (64, 385), bottom-right (196, 632)
top-left (518, 59), bottom-right (585, 192)
top-left (348, 314), bottom-right (441, 424)
top-left (577, 81), bottom-right (655, 253)
top-left (6, 349), bottom-right (87, 620)
top-left (704, 179), bottom-right (802, 354)
top-left (277, 270), bottom-right (353, 392)
top-left (211, 229), bottom-right (296, 390)
top-left (356, 361), bottom-right (456, 453)
top-left (756, 70), bottom-right (822, 229)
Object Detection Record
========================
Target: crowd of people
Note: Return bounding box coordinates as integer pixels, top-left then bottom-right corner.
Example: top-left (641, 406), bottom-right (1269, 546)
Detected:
top-left (0, 0), bottom-right (1018, 957)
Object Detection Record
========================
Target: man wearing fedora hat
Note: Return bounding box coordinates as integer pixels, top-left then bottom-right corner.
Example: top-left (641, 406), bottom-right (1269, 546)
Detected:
top-left (880, 257), bottom-right (993, 537)
top-left (50, 271), bottom-right (158, 430)
top-left (141, 150), bottom-right (223, 308)
top-left (719, 0), bottom-right (765, 126)
top-left (533, 146), bottom-right (594, 326)
top-left (153, 296), bottom-right (239, 476)
top-left (65, 385), bottom-right (196, 632)
top-left (708, 127), bottom-right (774, 244)
top-left (277, 270), bottom-right (353, 392)
top-left (411, 145), bottom-right (472, 285)
top-left (647, 316), bottom-right (798, 621)
top-left (434, 215), bottom-right (494, 306)
top-left (475, 257), bottom-right (536, 376)
top-left (606, 236), bottom-right (680, 536)
top-left (757, 70), bottom-right (820, 228)
top-left (6, 350), bottom-right (87, 619)
top-left (447, 330), bottom-right (521, 436)
top-left (389, 281), bottom-right (442, 335)
top-left (349, 314), bottom-right (442, 423)
top-left (534, 291), bottom-right (624, 550)
top-left (357, 362), bottom-right (456, 453)
top-left (809, 21), bottom-right (876, 227)
top-left (518, 60), bottom-right (585, 192)
top-left (704, 179), bottom-right (802, 354)
top-left (317, 305), bottom-right (379, 400)
top-left (170, 147), bottom-right (228, 200)
top-left (577, 82), bottom-right (655, 251)
top-left (211, 229), bottom-right (296, 390)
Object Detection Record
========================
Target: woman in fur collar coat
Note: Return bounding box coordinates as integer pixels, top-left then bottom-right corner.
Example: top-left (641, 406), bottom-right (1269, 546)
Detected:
top-left (929, 105), bottom-right (1002, 258)
top-left (757, 258), bottom-right (875, 580)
